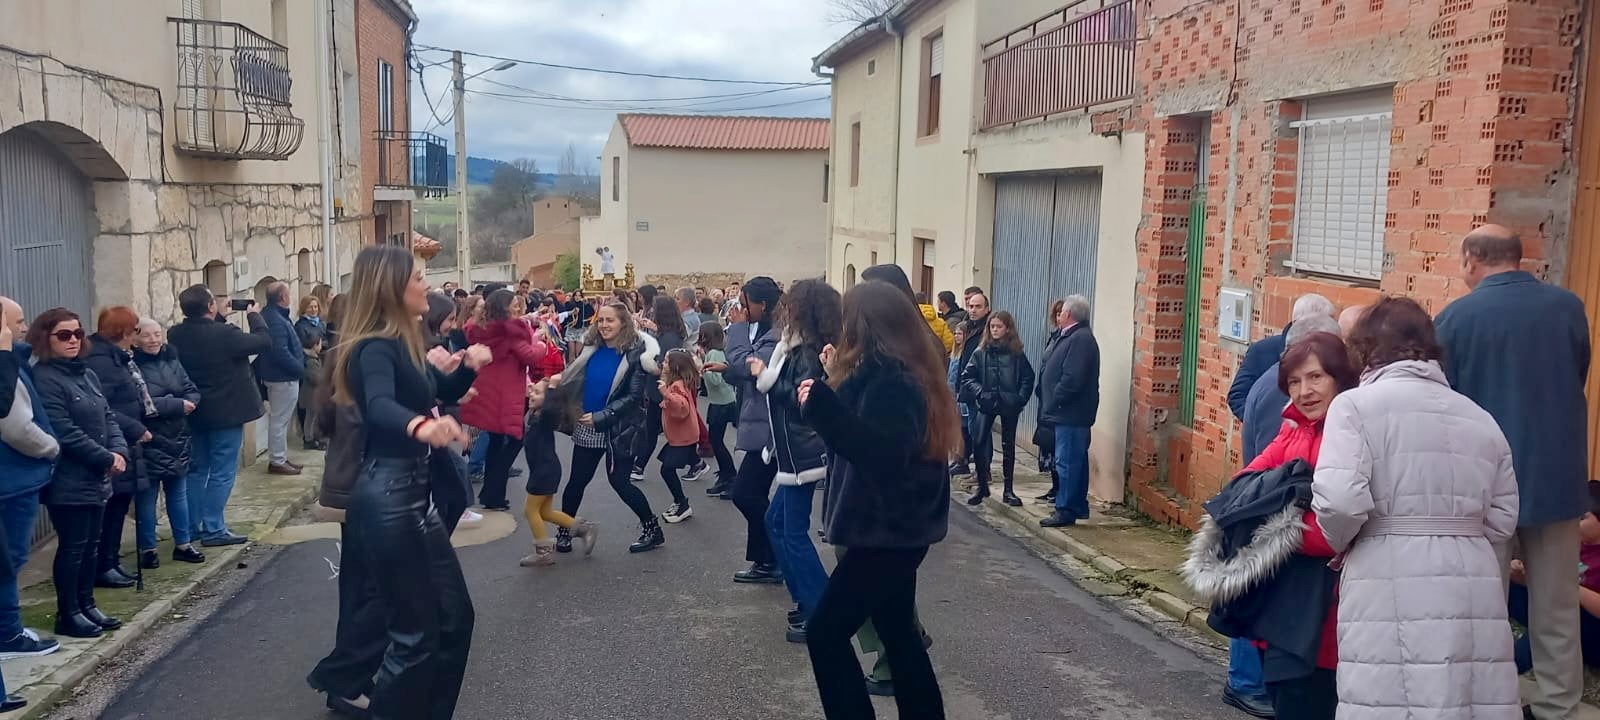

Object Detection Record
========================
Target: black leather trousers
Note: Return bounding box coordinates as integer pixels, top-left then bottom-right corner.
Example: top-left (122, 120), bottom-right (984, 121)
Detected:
top-left (343, 457), bottom-right (474, 720)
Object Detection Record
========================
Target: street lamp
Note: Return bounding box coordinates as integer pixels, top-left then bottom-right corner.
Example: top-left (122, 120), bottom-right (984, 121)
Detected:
top-left (452, 54), bottom-right (517, 288)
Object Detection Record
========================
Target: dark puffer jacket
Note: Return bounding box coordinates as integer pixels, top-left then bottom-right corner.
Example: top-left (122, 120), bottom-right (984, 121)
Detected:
top-left (31, 359), bottom-right (125, 507)
top-left (804, 352), bottom-right (949, 549)
top-left (1038, 324), bottom-right (1100, 428)
top-left (83, 336), bottom-right (150, 495)
top-left (133, 344), bottom-right (201, 482)
top-left (958, 344), bottom-right (1036, 417)
top-left (756, 332), bottom-right (828, 486)
top-left (168, 313), bottom-right (271, 430)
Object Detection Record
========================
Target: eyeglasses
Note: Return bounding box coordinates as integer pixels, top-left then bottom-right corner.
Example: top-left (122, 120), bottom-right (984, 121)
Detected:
top-left (51, 329), bottom-right (85, 342)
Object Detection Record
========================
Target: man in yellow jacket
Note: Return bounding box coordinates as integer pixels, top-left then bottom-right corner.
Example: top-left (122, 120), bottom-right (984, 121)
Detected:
top-left (857, 264), bottom-right (955, 354)
top-left (916, 293), bottom-right (955, 353)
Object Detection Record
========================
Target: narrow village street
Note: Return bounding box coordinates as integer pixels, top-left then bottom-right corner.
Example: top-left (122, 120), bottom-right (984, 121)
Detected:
top-left (68, 438), bottom-right (1235, 720)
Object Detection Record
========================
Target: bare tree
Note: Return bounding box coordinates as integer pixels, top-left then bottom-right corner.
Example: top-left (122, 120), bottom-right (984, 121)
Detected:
top-left (826, 0), bottom-right (895, 25)
top-left (556, 143), bottom-right (580, 198)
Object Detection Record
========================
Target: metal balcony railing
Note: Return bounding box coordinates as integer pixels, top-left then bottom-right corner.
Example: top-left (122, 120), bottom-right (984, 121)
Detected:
top-left (980, 0), bottom-right (1137, 131)
top-left (376, 130), bottom-right (450, 198)
top-left (170, 17), bottom-right (305, 160)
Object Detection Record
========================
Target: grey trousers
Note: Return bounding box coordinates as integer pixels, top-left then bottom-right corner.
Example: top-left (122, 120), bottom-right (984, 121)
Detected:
top-left (1498, 519), bottom-right (1583, 719)
top-left (264, 380), bottom-right (299, 465)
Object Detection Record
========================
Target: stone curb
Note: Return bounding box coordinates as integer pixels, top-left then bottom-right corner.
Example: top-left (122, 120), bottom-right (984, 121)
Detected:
top-left (11, 483), bottom-right (319, 719)
top-left (954, 489), bottom-right (1220, 643)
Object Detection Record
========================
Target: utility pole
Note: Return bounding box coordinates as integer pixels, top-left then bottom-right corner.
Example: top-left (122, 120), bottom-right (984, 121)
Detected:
top-left (453, 50), bottom-right (469, 289)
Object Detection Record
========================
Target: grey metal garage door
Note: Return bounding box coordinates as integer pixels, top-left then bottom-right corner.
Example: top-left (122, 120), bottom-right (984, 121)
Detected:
top-left (990, 172), bottom-right (1103, 443)
top-left (0, 127), bottom-right (95, 321)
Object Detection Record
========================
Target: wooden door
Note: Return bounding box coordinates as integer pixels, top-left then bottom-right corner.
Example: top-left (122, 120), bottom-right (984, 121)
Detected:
top-left (1567, 0), bottom-right (1600, 480)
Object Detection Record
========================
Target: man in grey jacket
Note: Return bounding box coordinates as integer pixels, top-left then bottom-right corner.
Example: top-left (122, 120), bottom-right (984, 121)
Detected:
top-left (1436, 225), bottom-right (1592, 719)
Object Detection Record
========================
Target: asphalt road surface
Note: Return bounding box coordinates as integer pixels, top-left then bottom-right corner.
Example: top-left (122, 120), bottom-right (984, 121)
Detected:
top-left (85, 436), bottom-right (1243, 720)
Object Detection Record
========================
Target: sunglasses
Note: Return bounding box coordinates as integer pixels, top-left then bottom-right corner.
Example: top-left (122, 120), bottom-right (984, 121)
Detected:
top-left (52, 329), bottom-right (85, 342)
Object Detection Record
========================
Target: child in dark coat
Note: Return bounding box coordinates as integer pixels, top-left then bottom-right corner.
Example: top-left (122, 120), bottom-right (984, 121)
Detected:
top-left (520, 378), bottom-right (596, 566)
top-left (298, 335), bottom-right (325, 450)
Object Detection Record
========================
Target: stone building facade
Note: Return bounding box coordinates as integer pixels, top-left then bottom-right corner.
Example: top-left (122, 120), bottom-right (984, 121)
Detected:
top-left (1126, 0), bottom-right (1587, 527)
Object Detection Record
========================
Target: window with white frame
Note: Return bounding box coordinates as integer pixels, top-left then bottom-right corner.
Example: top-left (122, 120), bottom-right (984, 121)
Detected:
top-left (378, 60), bottom-right (394, 133)
top-left (1289, 89), bottom-right (1393, 280)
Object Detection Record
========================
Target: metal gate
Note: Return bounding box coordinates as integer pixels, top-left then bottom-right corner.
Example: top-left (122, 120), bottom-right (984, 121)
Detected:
top-left (991, 172), bottom-right (1103, 443)
top-left (0, 127), bottom-right (97, 547)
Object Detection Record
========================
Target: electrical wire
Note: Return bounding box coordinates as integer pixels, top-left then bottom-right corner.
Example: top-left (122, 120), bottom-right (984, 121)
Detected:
top-left (414, 44), bottom-right (818, 86)
top-left (414, 59), bottom-right (454, 133)
top-left (474, 75), bottom-right (826, 105)
top-left (465, 88), bottom-right (829, 114)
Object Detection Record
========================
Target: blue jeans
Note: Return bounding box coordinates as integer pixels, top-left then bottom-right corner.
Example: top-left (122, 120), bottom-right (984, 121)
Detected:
top-left (186, 425), bottom-right (244, 540)
top-left (1228, 636), bottom-right (1268, 697)
top-left (1053, 425), bottom-right (1091, 519)
top-left (136, 473), bottom-right (192, 551)
top-left (467, 432), bottom-right (489, 475)
top-left (765, 482), bottom-right (828, 620)
top-left (0, 494), bottom-right (39, 638)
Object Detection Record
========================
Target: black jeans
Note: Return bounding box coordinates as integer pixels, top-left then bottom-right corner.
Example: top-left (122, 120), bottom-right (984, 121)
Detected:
top-left (562, 445), bottom-right (654, 522)
top-left (478, 432), bottom-right (520, 508)
top-left (48, 504), bottom-right (105, 619)
top-left (98, 491), bottom-right (133, 573)
top-left (345, 457), bottom-right (474, 720)
top-left (308, 452), bottom-right (470, 702)
top-left (707, 403), bottom-right (738, 480)
top-left (973, 412), bottom-right (1020, 494)
top-left (1267, 668), bottom-right (1336, 720)
top-left (632, 402), bottom-right (663, 472)
top-left (731, 453), bottom-right (776, 565)
top-left (659, 449), bottom-right (691, 506)
top-left (807, 546), bottom-right (942, 720)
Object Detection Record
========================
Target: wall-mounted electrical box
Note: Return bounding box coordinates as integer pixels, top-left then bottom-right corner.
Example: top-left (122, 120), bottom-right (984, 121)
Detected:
top-left (1218, 287), bottom-right (1252, 343)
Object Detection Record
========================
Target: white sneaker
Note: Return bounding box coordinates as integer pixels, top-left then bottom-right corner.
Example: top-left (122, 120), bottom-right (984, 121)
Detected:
top-left (682, 462), bottom-right (710, 482)
top-left (458, 510), bottom-right (484, 528)
top-left (662, 503), bottom-right (693, 524)
top-left (630, 466), bottom-right (647, 481)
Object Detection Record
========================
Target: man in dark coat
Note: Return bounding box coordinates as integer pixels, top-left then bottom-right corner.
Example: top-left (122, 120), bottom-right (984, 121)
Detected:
top-left (949, 291), bottom-right (991, 475)
top-left (167, 285), bottom-right (271, 547)
top-left (1436, 224), bottom-right (1592, 718)
top-left (1039, 294), bottom-right (1099, 528)
top-left (1226, 293), bottom-right (1335, 421)
top-left (255, 281), bottom-right (305, 476)
top-left (0, 297), bottom-right (59, 662)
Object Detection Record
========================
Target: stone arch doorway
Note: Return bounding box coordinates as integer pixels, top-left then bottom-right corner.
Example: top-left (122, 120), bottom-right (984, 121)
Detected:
top-left (0, 126), bottom-right (97, 320)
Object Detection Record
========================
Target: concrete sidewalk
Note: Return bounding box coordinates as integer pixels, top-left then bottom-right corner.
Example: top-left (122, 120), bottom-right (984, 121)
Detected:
top-left (1, 449), bottom-right (320, 718)
top-left (956, 447), bottom-right (1600, 714)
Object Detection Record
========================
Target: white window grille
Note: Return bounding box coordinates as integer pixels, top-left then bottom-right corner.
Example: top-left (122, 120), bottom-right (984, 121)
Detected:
top-left (1289, 105), bottom-right (1392, 280)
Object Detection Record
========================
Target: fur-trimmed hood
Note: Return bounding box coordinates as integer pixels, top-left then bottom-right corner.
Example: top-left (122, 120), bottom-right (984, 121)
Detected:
top-left (1181, 504), bottom-right (1306, 604)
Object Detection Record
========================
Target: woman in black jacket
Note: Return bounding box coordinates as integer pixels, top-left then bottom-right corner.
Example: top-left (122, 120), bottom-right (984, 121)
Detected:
top-left (327, 245), bottom-right (486, 720)
top-left (631, 294), bottom-right (687, 480)
top-left (83, 306), bottom-right (152, 590)
top-left (796, 280), bottom-right (961, 720)
top-left (546, 301), bottom-right (665, 553)
top-left (131, 320), bottom-right (205, 569)
top-left (958, 310), bottom-right (1035, 507)
top-left (27, 309), bottom-right (128, 639)
top-left (752, 279), bottom-right (838, 642)
top-left (1034, 299), bottom-right (1067, 504)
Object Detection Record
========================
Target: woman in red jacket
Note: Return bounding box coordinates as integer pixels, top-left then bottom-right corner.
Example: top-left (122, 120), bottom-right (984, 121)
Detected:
top-left (460, 289), bottom-right (546, 511)
top-left (1239, 331), bottom-right (1359, 719)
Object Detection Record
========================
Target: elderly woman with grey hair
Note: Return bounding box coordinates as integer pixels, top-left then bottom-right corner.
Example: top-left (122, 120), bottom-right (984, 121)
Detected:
top-left (130, 318), bottom-right (206, 568)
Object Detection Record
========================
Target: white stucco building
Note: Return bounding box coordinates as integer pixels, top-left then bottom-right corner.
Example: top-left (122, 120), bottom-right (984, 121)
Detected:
top-left (814, 0), bottom-right (1141, 503)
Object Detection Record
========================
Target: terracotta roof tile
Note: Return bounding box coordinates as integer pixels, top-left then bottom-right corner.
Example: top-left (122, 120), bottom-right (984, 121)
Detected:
top-left (619, 114), bottom-right (829, 151)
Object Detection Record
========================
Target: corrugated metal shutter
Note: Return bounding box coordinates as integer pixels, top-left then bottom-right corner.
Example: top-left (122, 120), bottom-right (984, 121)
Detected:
top-left (992, 173), bottom-right (1103, 443)
top-left (0, 127), bottom-right (96, 549)
top-left (930, 35), bottom-right (945, 76)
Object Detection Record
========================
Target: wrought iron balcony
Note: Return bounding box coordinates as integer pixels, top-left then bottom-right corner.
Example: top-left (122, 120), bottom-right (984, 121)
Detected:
top-left (169, 18), bottom-right (305, 160)
top-left (980, 0), bottom-right (1137, 131)
top-left (376, 130), bottom-right (450, 198)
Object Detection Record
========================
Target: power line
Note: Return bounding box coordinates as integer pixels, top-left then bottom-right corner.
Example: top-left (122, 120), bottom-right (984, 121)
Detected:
top-left (465, 88), bottom-right (829, 114)
top-left (474, 76), bottom-right (826, 105)
top-left (413, 58), bottom-right (454, 133)
top-left (414, 44), bottom-right (818, 86)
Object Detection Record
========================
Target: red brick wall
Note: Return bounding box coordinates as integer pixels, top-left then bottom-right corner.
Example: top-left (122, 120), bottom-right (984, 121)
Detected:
top-left (1129, 0), bottom-right (1583, 528)
top-left (356, 0), bottom-right (412, 232)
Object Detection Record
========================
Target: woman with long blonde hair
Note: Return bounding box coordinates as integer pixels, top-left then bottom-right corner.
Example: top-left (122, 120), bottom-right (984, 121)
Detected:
top-left (321, 245), bottom-right (488, 720)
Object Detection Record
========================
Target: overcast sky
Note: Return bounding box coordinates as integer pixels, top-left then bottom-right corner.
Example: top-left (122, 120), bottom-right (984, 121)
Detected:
top-left (409, 0), bottom-right (845, 172)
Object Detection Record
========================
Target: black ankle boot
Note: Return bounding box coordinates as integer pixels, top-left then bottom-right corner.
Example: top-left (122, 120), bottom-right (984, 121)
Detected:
top-left (555, 527), bottom-right (573, 554)
top-left (82, 604), bottom-right (122, 630)
top-left (629, 520), bottom-right (664, 553)
top-left (966, 483), bottom-right (990, 506)
top-left (1002, 478), bottom-right (1022, 506)
top-left (54, 612), bottom-right (102, 639)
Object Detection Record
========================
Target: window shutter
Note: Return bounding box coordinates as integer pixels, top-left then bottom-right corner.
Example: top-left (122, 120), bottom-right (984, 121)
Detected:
top-left (922, 240), bottom-right (936, 265)
top-left (1289, 113), bottom-right (1392, 280)
top-left (930, 35), bottom-right (945, 77)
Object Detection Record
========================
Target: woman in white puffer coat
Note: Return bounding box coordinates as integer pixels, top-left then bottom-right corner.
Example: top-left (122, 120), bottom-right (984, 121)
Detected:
top-left (1312, 296), bottom-right (1521, 719)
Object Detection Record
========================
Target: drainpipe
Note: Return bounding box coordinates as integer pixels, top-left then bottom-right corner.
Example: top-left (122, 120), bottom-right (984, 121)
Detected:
top-left (884, 14), bottom-right (904, 266)
top-left (316, 0), bottom-right (336, 288)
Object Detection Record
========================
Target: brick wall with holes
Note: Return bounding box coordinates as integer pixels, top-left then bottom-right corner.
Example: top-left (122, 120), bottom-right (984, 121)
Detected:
top-left (357, 0), bottom-right (412, 220)
top-left (1127, 0), bottom-right (1583, 528)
